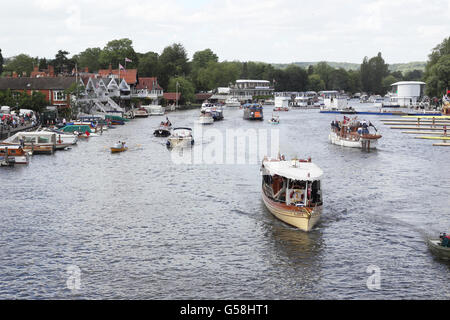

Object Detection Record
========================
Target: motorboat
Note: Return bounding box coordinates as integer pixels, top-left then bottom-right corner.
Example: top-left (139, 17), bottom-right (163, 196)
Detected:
top-left (143, 105), bottom-right (165, 116)
top-left (61, 125), bottom-right (99, 138)
top-left (224, 96), bottom-right (241, 107)
top-left (243, 103), bottom-right (263, 120)
top-left (166, 127), bottom-right (194, 148)
top-left (111, 141), bottom-right (128, 153)
top-left (210, 106), bottom-right (224, 121)
top-left (154, 119), bottom-right (172, 137)
top-left (0, 145), bottom-right (30, 164)
top-left (38, 128), bottom-right (78, 149)
top-left (273, 96), bottom-right (290, 111)
top-left (329, 117), bottom-right (382, 150)
top-left (427, 233), bottom-right (450, 260)
top-left (133, 107), bottom-right (149, 118)
top-left (2, 132), bottom-right (57, 154)
top-left (261, 155), bottom-right (323, 231)
top-left (199, 110), bottom-right (214, 124)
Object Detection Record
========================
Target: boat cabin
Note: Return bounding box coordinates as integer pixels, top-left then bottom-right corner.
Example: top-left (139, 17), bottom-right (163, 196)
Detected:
top-left (262, 158), bottom-right (323, 208)
top-left (2, 132), bottom-right (57, 154)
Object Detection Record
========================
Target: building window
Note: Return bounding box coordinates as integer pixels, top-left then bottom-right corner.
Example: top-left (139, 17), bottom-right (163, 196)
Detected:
top-left (53, 91), bottom-right (66, 101)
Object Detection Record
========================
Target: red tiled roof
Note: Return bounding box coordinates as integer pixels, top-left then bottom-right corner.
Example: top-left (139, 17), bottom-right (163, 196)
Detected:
top-left (136, 77), bottom-right (162, 90)
top-left (98, 68), bottom-right (137, 85)
top-left (195, 93), bottom-right (213, 100)
top-left (164, 92), bottom-right (181, 100)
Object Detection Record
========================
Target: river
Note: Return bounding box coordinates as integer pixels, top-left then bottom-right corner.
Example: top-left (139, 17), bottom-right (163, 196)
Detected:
top-left (0, 101), bottom-right (449, 299)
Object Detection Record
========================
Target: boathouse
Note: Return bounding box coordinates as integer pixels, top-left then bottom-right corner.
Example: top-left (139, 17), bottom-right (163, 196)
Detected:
top-left (390, 81), bottom-right (425, 107)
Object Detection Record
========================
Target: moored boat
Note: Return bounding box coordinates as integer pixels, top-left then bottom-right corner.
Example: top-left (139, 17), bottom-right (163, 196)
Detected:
top-left (166, 127), bottom-right (194, 148)
top-left (329, 117), bottom-right (382, 150)
top-left (1, 132), bottom-right (57, 154)
top-left (0, 145), bottom-right (30, 164)
top-left (224, 96), bottom-right (241, 107)
top-left (261, 155), bottom-right (323, 231)
top-left (133, 107), bottom-right (149, 118)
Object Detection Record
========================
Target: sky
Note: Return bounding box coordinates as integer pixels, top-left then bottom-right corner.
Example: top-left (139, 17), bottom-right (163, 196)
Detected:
top-left (1, 0), bottom-right (449, 64)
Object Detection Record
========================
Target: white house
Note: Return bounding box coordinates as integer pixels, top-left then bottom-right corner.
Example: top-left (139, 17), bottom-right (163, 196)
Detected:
top-left (390, 81), bottom-right (425, 107)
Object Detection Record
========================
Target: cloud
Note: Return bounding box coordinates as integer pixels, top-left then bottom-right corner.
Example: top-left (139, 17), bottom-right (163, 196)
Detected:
top-left (1, 0), bottom-right (449, 64)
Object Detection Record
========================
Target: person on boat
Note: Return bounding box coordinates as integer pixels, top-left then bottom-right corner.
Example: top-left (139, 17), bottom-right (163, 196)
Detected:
top-left (440, 233), bottom-right (450, 247)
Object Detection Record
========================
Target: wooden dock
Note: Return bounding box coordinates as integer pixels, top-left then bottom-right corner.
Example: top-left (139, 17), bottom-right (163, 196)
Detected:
top-left (389, 126), bottom-right (446, 130)
top-left (414, 136), bottom-right (450, 140)
top-left (433, 143), bottom-right (450, 146)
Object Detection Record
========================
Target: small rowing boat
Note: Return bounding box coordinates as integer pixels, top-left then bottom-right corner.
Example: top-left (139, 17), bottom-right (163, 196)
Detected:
top-left (111, 142), bottom-right (128, 153)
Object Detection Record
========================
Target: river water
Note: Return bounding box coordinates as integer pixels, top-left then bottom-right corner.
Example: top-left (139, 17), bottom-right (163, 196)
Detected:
top-left (0, 101), bottom-right (449, 299)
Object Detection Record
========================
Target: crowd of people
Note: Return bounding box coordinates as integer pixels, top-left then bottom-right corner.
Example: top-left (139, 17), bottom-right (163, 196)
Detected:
top-left (0, 112), bottom-right (38, 135)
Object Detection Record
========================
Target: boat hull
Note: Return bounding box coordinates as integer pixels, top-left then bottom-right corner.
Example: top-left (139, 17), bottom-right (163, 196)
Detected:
top-left (110, 147), bottom-right (128, 153)
top-left (199, 117), bottom-right (214, 124)
top-left (167, 137), bottom-right (193, 148)
top-left (329, 132), bottom-right (378, 149)
top-left (427, 239), bottom-right (450, 260)
top-left (262, 190), bottom-right (321, 232)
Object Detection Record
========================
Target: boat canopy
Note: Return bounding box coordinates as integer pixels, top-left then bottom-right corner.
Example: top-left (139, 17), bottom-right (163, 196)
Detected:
top-left (263, 159), bottom-right (323, 181)
top-left (105, 115), bottom-right (130, 122)
top-left (61, 125), bottom-right (92, 133)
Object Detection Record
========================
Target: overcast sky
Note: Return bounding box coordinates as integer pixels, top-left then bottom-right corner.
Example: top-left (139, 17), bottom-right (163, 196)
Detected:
top-left (1, 0), bottom-right (449, 64)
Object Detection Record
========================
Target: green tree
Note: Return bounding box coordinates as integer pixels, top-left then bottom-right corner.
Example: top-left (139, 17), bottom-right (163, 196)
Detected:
top-left (158, 43), bottom-right (189, 89)
top-left (314, 62), bottom-right (334, 89)
top-left (4, 54), bottom-right (35, 76)
top-left (38, 57), bottom-right (48, 70)
top-left (360, 53), bottom-right (389, 94)
top-left (404, 69), bottom-right (423, 81)
top-left (307, 74), bottom-right (325, 91)
top-left (52, 50), bottom-right (74, 74)
top-left (191, 49), bottom-right (218, 70)
top-left (382, 75), bottom-right (399, 93)
top-left (0, 49), bottom-right (3, 75)
top-left (137, 51), bottom-right (159, 77)
top-left (424, 37), bottom-right (450, 97)
top-left (329, 68), bottom-right (350, 91)
top-left (99, 38), bottom-right (138, 70)
top-left (284, 64), bottom-right (308, 91)
top-left (167, 76), bottom-right (195, 104)
top-left (73, 47), bottom-right (102, 72)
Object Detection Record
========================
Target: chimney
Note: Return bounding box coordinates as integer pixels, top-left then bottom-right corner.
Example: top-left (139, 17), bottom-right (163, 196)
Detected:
top-left (48, 65), bottom-right (54, 77)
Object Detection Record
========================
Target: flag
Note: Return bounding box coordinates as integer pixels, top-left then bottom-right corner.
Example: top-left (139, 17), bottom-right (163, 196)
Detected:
top-left (125, 58), bottom-right (132, 63)
top-left (119, 64), bottom-right (125, 71)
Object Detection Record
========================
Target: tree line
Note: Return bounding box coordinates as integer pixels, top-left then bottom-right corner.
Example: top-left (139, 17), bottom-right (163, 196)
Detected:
top-left (1, 37), bottom-right (449, 103)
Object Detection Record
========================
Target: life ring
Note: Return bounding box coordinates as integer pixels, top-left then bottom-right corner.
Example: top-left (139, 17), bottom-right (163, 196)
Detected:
top-left (290, 190), bottom-right (303, 202)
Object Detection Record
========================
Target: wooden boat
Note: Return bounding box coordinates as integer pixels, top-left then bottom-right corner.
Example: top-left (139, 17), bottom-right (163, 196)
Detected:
top-left (261, 156), bottom-right (323, 231)
top-left (427, 234), bottom-right (450, 260)
top-left (329, 117), bottom-right (381, 150)
top-left (110, 142), bottom-right (128, 153)
top-left (243, 103), bottom-right (263, 120)
top-left (0, 145), bottom-right (30, 164)
top-left (2, 132), bottom-right (56, 154)
top-left (167, 127), bottom-right (194, 148)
